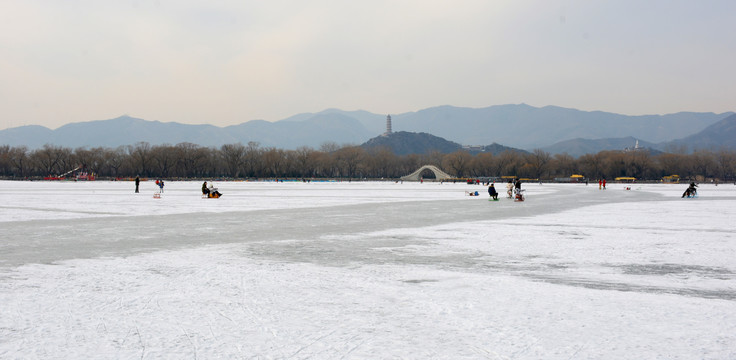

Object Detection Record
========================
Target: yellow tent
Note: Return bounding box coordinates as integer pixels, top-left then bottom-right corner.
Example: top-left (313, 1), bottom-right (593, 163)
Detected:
top-left (662, 175), bottom-right (680, 183)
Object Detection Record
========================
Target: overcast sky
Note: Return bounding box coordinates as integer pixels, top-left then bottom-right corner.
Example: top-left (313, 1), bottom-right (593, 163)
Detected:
top-left (1, 0), bottom-right (735, 130)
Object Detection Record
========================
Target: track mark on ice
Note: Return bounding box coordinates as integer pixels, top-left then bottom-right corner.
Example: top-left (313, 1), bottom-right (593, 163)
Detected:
top-left (527, 274), bottom-right (736, 300)
top-left (339, 334), bottom-right (366, 360)
top-left (289, 329), bottom-right (338, 358)
top-left (135, 325), bottom-right (145, 360)
top-left (178, 325), bottom-right (197, 360)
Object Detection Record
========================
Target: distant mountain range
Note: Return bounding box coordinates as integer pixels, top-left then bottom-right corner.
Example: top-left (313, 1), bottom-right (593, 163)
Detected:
top-left (0, 113), bottom-right (374, 150)
top-left (541, 137), bottom-right (661, 157)
top-left (1, 105), bottom-right (733, 156)
top-left (665, 113), bottom-right (736, 151)
top-left (540, 113), bottom-right (736, 156)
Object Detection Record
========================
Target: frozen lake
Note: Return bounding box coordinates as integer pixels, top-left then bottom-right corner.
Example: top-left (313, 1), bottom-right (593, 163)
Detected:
top-left (1, 180), bottom-right (735, 359)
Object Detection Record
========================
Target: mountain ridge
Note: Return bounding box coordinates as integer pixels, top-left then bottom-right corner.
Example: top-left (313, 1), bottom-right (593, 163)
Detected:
top-left (1, 105), bottom-right (733, 154)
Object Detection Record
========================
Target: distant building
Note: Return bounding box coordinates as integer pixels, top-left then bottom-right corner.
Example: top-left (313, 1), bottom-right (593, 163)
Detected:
top-left (624, 139), bottom-right (643, 152)
top-left (383, 115), bottom-right (392, 136)
top-left (462, 145), bottom-right (484, 152)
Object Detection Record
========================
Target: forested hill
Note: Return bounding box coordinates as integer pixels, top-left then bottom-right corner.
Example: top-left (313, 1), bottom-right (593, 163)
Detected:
top-left (360, 131), bottom-right (529, 156)
top-left (361, 131), bottom-right (461, 155)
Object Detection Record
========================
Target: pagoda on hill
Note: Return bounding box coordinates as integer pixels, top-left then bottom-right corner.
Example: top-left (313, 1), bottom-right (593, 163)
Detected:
top-left (383, 114), bottom-right (392, 136)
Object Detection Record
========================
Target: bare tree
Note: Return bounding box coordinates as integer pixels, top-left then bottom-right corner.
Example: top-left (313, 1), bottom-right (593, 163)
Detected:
top-left (620, 151), bottom-right (652, 179)
top-left (550, 153), bottom-right (576, 177)
top-left (690, 150), bottom-right (717, 181)
top-left (102, 147), bottom-right (128, 178)
top-left (220, 143), bottom-right (246, 178)
top-left (334, 146), bottom-right (365, 178)
top-left (366, 147), bottom-right (398, 178)
top-left (262, 147), bottom-right (288, 177)
top-left (151, 144), bottom-right (177, 177)
top-left (174, 142), bottom-right (208, 177)
top-left (244, 141), bottom-right (264, 177)
top-left (0, 145), bottom-right (10, 176)
top-left (11, 146), bottom-right (30, 178)
top-left (293, 146), bottom-right (318, 178)
top-left (714, 149), bottom-right (736, 181)
top-left (314, 151), bottom-right (336, 178)
top-left (442, 151), bottom-right (472, 178)
top-left (578, 152), bottom-right (604, 180)
top-left (319, 141), bottom-right (340, 153)
top-left (496, 151), bottom-right (522, 177)
top-left (526, 149), bottom-right (551, 179)
top-left (128, 142), bottom-right (152, 176)
top-left (425, 150), bottom-right (445, 167)
top-left (74, 147), bottom-right (105, 175)
top-left (655, 153), bottom-right (685, 177)
top-left (470, 152), bottom-right (494, 177)
top-left (400, 154), bottom-right (422, 177)
top-left (199, 147), bottom-right (220, 177)
top-left (30, 144), bottom-right (66, 176)
top-left (56, 147), bottom-right (75, 174)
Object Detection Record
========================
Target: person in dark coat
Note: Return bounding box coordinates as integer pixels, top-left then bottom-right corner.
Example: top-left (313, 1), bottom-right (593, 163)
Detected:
top-left (488, 183), bottom-right (498, 200)
top-left (135, 176), bottom-right (140, 193)
top-left (202, 181), bottom-right (210, 195)
top-left (682, 182), bottom-right (698, 198)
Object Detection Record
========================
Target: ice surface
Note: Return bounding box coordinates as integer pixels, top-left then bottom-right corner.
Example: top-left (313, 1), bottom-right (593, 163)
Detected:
top-left (1, 180), bottom-right (735, 359)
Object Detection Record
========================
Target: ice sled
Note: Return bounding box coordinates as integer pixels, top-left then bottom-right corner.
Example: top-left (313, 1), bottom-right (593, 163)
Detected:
top-left (514, 189), bottom-right (525, 202)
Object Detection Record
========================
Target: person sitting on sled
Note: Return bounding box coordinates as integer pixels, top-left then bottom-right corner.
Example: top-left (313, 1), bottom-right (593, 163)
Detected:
top-left (682, 182), bottom-right (698, 198)
top-left (207, 182), bottom-right (222, 197)
top-left (488, 183), bottom-right (498, 200)
top-left (202, 181), bottom-right (210, 195)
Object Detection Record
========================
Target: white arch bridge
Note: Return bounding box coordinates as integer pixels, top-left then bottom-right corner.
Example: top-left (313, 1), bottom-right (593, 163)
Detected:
top-left (400, 165), bottom-right (455, 181)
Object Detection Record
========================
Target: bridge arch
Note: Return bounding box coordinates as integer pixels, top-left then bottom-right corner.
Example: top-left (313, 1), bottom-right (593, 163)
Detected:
top-left (400, 165), bottom-right (454, 181)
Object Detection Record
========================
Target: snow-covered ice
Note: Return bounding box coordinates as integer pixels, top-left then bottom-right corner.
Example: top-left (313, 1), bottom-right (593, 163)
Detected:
top-left (1, 180), bottom-right (735, 359)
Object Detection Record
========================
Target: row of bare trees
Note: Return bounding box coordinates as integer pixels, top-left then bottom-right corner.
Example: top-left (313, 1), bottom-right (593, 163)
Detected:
top-left (1, 142), bottom-right (735, 181)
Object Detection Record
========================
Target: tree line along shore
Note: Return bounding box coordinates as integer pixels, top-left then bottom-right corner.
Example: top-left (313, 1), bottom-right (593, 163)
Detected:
top-left (1, 142), bottom-right (735, 183)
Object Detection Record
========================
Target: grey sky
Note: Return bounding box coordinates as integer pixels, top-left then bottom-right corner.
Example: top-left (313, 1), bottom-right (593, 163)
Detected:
top-left (1, 0), bottom-right (734, 130)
